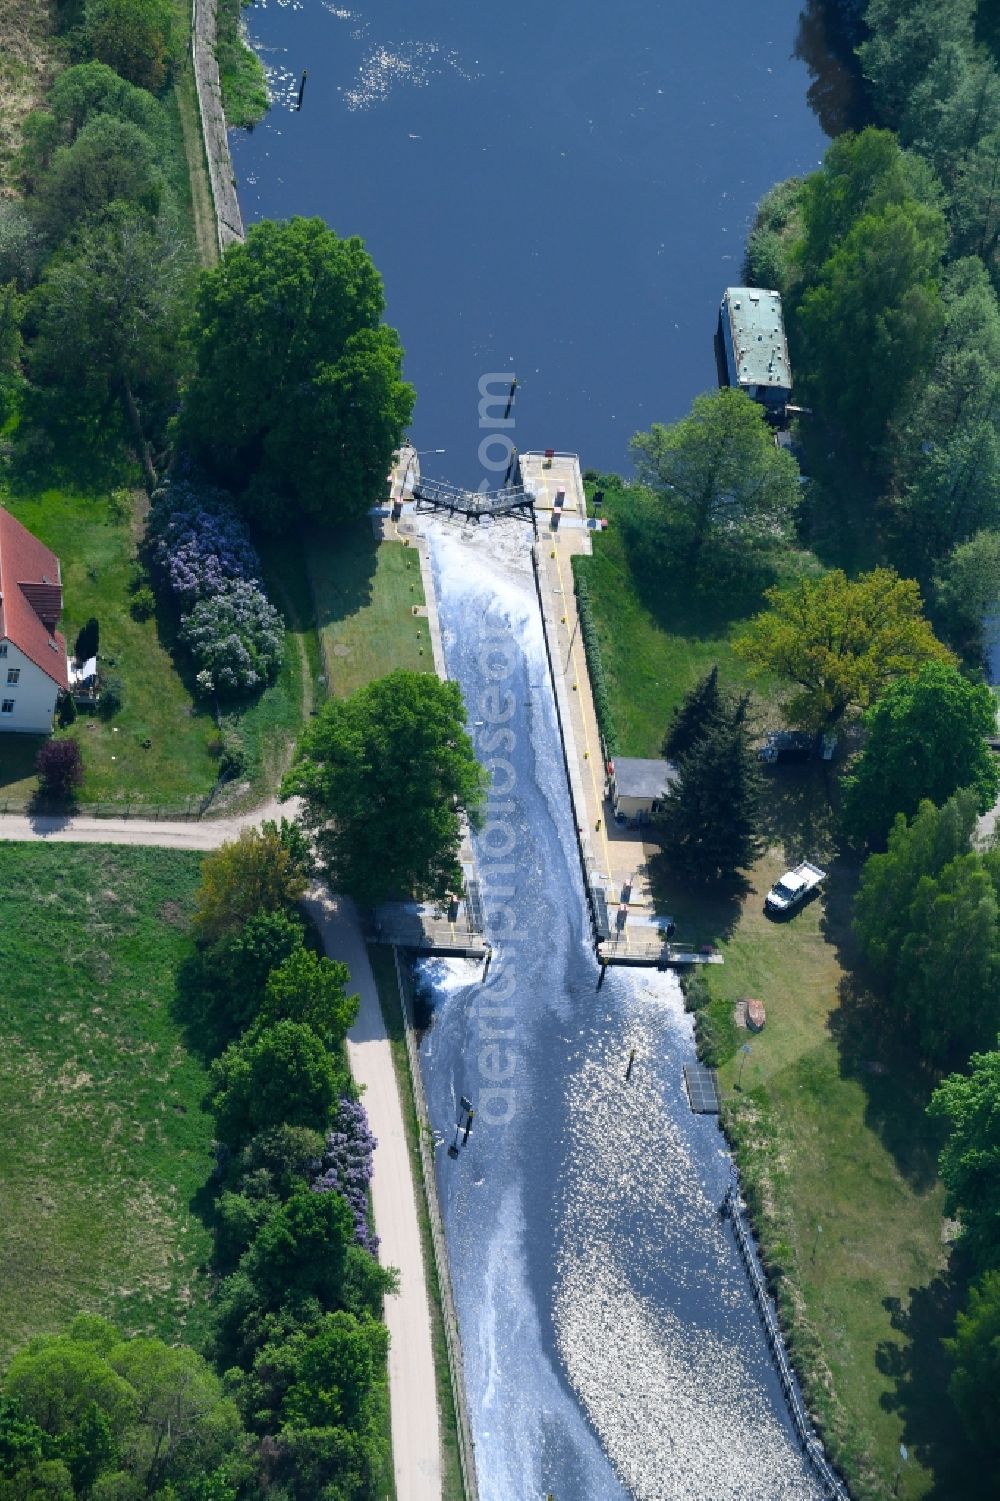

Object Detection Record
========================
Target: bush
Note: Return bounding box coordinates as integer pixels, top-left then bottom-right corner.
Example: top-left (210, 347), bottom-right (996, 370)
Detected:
top-left (56, 691), bottom-right (77, 727)
top-left (36, 738), bottom-right (84, 799)
top-left (217, 727), bottom-right (246, 780)
top-left (148, 480), bottom-right (262, 607)
top-left (99, 673), bottom-right (123, 719)
top-left (573, 567), bottom-right (618, 754)
top-left (85, 0), bottom-right (174, 94)
top-left (180, 578), bottom-right (285, 699)
top-left (310, 1097), bottom-right (378, 1256)
top-left (129, 584), bottom-right (155, 620)
top-left (74, 615), bottom-right (99, 663)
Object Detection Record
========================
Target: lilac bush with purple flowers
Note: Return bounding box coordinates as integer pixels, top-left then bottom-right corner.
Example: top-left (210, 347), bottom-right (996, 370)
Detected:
top-left (311, 1095), bottom-right (379, 1255)
top-left (181, 579), bottom-right (285, 697)
top-left (147, 479), bottom-right (284, 700)
top-left (148, 481), bottom-right (261, 606)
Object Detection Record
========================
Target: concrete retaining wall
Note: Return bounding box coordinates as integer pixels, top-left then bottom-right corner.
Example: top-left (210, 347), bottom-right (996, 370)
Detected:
top-left (191, 0), bottom-right (246, 251)
top-left (392, 947), bottom-right (480, 1501)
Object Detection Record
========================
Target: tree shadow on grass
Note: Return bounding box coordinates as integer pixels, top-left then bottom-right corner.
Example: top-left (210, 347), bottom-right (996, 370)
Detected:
top-left (757, 760), bottom-right (839, 862)
top-left (827, 968), bottom-right (947, 1192)
top-left (877, 1267), bottom-right (993, 1499)
top-left (645, 853), bottom-right (749, 948)
top-left (625, 542), bottom-right (779, 643)
top-left (305, 522), bottom-right (380, 638)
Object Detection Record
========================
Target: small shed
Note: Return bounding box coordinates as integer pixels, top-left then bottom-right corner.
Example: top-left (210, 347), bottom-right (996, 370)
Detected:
top-left (609, 757), bottom-right (678, 825)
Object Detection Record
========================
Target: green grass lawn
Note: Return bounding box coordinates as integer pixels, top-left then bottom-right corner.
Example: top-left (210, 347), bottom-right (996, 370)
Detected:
top-left (578, 489), bottom-right (958, 1499)
top-left (0, 844), bottom-right (214, 1365)
top-left (574, 475), bottom-right (815, 756)
top-left (0, 486), bottom-right (315, 808)
top-left (710, 845), bottom-right (950, 1500)
top-left (307, 526), bottom-right (431, 698)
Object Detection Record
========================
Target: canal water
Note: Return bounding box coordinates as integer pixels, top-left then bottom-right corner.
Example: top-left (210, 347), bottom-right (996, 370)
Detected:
top-left (231, 6), bottom-right (847, 1491)
top-left (415, 521), bottom-right (823, 1500)
top-left (231, 0), bottom-right (839, 487)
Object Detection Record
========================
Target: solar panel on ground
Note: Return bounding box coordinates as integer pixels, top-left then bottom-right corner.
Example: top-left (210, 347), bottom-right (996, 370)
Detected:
top-left (592, 887), bottom-right (611, 940)
top-left (683, 1064), bottom-right (721, 1113)
top-left (465, 880), bottom-right (484, 933)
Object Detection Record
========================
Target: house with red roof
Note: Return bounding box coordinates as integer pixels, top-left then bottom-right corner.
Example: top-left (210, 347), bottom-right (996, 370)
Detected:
top-left (0, 508), bottom-right (68, 734)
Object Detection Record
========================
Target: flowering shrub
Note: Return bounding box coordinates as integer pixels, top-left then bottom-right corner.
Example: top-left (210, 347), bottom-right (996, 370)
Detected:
top-left (311, 1096), bottom-right (378, 1254)
top-left (148, 481), bottom-right (261, 607)
top-left (180, 579), bottom-right (284, 698)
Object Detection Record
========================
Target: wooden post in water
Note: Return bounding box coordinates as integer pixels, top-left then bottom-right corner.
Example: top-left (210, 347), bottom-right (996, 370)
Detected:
top-left (296, 70), bottom-right (308, 110)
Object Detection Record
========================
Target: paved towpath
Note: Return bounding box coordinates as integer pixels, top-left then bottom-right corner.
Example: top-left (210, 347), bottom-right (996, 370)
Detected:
top-left (0, 805), bottom-right (444, 1501)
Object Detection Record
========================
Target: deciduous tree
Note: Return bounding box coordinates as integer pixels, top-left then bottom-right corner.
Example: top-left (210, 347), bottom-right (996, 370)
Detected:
top-left (841, 662), bottom-right (1000, 846)
top-left (929, 1043), bottom-right (1000, 1273)
top-left (210, 1021), bottom-right (343, 1147)
top-left (283, 670), bottom-right (486, 909)
top-left (853, 790), bottom-right (978, 983)
top-left (28, 208), bottom-right (188, 480)
top-left (629, 389), bottom-right (800, 570)
top-left (85, 0), bottom-right (174, 94)
top-left (734, 567), bottom-right (952, 731)
top-left (194, 822), bottom-right (310, 944)
top-left (945, 1271), bottom-right (1000, 1460)
top-left (256, 948), bottom-right (358, 1051)
top-left (179, 218), bottom-right (415, 525)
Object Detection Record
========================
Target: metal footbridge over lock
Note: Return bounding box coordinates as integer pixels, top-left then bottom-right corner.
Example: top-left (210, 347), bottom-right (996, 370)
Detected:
top-left (412, 475), bottom-right (537, 529)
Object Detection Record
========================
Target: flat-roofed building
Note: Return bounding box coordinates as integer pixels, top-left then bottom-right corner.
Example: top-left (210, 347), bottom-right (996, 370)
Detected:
top-left (719, 287), bottom-right (791, 413)
top-left (609, 756), bottom-right (678, 825)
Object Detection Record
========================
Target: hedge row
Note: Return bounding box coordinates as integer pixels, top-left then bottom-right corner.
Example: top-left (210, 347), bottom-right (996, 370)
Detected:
top-left (573, 565), bottom-right (619, 756)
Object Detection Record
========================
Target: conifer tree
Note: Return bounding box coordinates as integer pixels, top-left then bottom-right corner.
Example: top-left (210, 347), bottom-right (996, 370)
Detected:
top-left (663, 666), bottom-right (720, 760)
top-left (656, 693), bottom-right (762, 883)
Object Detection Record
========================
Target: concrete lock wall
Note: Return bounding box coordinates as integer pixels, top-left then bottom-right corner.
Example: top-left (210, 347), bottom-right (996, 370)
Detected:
top-left (191, 0), bottom-right (246, 252)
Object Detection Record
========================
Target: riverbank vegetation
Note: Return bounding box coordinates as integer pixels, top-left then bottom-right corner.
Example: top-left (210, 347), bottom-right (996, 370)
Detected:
top-left (177, 826), bottom-right (396, 1498)
top-left (216, 0), bottom-right (268, 129)
top-left (574, 5), bottom-right (1000, 1488)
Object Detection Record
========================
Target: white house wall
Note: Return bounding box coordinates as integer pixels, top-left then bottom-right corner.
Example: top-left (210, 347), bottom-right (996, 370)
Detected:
top-left (0, 640), bottom-right (59, 733)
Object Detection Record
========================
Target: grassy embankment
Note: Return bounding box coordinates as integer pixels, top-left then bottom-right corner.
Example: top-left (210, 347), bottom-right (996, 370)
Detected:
top-left (0, 844), bottom-right (213, 1365)
top-left (307, 525), bottom-right (432, 698)
top-left (574, 476), bottom-right (952, 1501)
top-left (215, 0), bottom-right (269, 128)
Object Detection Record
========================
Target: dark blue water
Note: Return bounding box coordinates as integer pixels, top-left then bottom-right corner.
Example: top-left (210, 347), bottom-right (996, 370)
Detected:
top-left (231, 0), bottom-right (833, 488)
top-left (413, 526), bottom-right (822, 1501)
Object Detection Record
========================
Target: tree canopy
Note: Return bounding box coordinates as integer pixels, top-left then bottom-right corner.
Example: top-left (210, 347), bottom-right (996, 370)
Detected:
top-left (193, 821), bottom-right (311, 945)
top-left (255, 948), bottom-right (359, 1051)
top-left (655, 691), bottom-right (762, 884)
top-left (854, 791), bottom-right (1000, 1061)
top-left (84, 0), bottom-right (175, 95)
top-left (0, 1316), bottom-right (245, 1499)
top-left (179, 217), bottom-right (415, 525)
top-left (841, 661), bottom-right (1000, 846)
top-left (629, 389), bottom-right (800, 570)
top-left (31, 116), bottom-right (163, 244)
top-left (944, 1271), bottom-right (1000, 1460)
top-left (929, 1041), bottom-right (1000, 1274)
top-left (734, 567), bottom-right (952, 730)
top-left (210, 1020), bottom-right (344, 1148)
top-left (283, 670), bottom-right (486, 909)
top-left (934, 528), bottom-right (1000, 657)
top-left (27, 208), bottom-right (189, 478)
